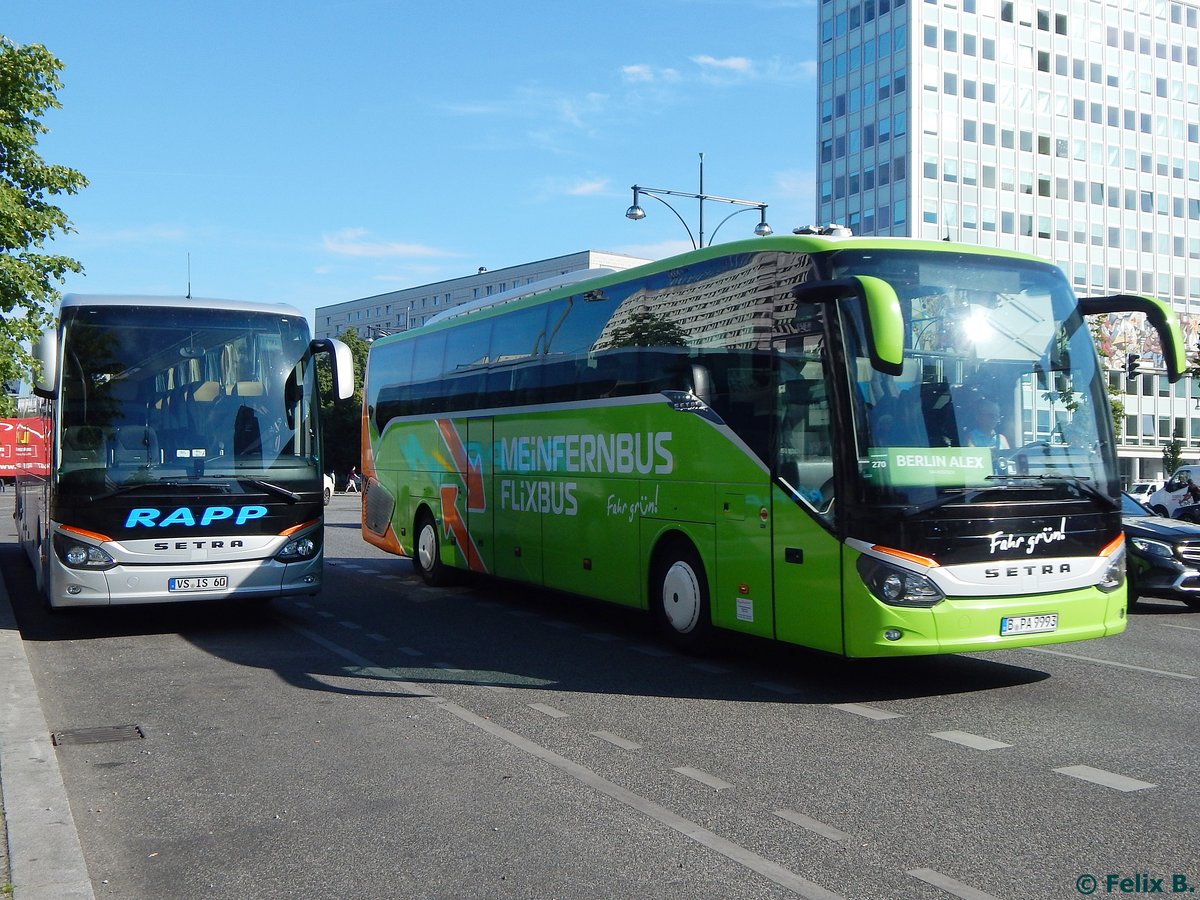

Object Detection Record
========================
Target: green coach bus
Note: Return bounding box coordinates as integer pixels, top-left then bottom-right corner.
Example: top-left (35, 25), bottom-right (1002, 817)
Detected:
top-left (360, 234), bottom-right (1184, 657)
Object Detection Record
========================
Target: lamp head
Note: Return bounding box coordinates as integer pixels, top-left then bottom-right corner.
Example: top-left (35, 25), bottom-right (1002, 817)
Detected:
top-left (754, 207), bottom-right (772, 237)
top-left (625, 205), bottom-right (646, 221)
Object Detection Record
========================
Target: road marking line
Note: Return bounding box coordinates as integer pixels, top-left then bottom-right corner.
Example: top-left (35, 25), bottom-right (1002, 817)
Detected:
top-left (830, 702), bottom-right (903, 720)
top-left (674, 766), bottom-right (734, 791)
top-left (1052, 765), bottom-right (1156, 792)
top-left (337, 620), bottom-right (361, 630)
top-left (1155, 621), bottom-right (1200, 632)
top-left (930, 731), bottom-right (1012, 751)
top-left (774, 809), bottom-right (850, 842)
top-left (591, 731), bottom-right (641, 751)
top-left (287, 622), bottom-right (845, 899)
top-left (529, 703), bottom-right (569, 719)
top-left (399, 646), bottom-right (424, 657)
top-left (316, 610), bottom-right (334, 619)
top-left (584, 632), bottom-right (621, 642)
top-left (366, 633), bottom-right (387, 642)
top-left (1022, 647), bottom-right (1196, 680)
top-left (908, 868), bottom-right (1003, 900)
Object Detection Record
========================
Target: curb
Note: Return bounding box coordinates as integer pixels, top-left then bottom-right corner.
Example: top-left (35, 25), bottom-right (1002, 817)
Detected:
top-left (0, 567), bottom-right (95, 900)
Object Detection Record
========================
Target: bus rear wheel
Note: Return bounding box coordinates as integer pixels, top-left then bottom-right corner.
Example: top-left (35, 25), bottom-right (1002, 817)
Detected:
top-left (413, 510), bottom-right (453, 587)
top-left (651, 541), bottom-right (713, 653)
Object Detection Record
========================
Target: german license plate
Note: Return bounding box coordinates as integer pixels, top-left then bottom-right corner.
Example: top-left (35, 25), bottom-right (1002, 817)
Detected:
top-left (168, 575), bottom-right (228, 592)
top-left (1000, 613), bottom-right (1058, 636)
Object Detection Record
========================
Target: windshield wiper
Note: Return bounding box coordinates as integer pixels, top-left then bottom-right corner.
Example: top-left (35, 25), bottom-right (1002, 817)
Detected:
top-left (234, 478), bottom-right (302, 503)
top-left (186, 474), bottom-right (303, 503)
top-left (93, 476), bottom-right (302, 504)
top-left (985, 472), bottom-right (1118, 510)
top-left (91, 480), bottom-right (232, 502)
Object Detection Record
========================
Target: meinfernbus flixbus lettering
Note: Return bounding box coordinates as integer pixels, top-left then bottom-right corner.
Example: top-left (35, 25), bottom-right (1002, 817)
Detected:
top-left (360, 235), bottom-right (1185, 656)
top-left (16, 294), bottom-right (354, 609)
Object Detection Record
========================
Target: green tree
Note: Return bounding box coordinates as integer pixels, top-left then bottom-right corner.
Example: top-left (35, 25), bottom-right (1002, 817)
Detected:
top-left (1163, 424), bottom-right (1185, 476)
top-left (604, 309), bottom-right (689, 348)
top-left (316, 328), bottom-right (369, 483)
top-left (0, 37), bottom-right (87, 414)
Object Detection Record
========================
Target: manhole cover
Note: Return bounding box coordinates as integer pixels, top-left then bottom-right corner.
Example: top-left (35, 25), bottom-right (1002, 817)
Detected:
top-left (52, 725), bottom-right (145, 746)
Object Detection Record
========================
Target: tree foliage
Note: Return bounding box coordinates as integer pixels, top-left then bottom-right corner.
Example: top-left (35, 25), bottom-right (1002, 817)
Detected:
top-left (316, 328), bottom-right (369, 483)
top-left (0, 36), bottom-right (88, 414)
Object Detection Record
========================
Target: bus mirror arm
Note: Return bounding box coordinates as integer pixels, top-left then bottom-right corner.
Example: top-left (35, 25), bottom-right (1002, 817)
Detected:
top-left (791, 276), bottom-right (904, 376)
top-left (32, 327), bottom-right (59, 398)
top-left (310, 338), bottom-right (355, 400)
top-left (1079, 294), bottom-right (1186, 383)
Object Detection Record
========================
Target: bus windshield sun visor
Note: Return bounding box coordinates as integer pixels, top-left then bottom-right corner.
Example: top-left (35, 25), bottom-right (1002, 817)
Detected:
top-left (791, 276), bottom-right (904, 375)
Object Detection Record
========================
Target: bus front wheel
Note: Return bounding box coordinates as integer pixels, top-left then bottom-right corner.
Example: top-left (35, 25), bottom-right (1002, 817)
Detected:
top-left (413, 510), bottom-right (453, 587)
top-left (651, 542), bottom-right (713, 653)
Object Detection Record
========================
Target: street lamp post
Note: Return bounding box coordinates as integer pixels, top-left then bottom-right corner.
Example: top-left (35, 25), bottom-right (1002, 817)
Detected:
top-left (625, 152), bottom-right (772, 248)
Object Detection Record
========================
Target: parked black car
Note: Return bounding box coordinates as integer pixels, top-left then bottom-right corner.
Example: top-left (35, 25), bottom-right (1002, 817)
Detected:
top-left (1122, 492), bottom-right (1200, 609)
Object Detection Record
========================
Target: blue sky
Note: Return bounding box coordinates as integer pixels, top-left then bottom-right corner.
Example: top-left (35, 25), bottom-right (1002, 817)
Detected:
top-left (9, 0), bottom-right (819, 322)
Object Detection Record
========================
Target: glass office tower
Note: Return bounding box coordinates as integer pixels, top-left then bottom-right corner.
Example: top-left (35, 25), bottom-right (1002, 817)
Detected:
top-left (817, 0), bottom-right (1200, 483)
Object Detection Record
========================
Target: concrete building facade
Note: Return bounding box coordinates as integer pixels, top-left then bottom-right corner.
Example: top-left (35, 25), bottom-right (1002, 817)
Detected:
top-left (817, 0), bottom-right (1200, 484)
top-left (314, 250), bottom-right (650, 341)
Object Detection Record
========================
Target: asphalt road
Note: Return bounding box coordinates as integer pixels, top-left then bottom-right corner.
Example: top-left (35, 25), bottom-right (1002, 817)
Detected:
top-left (3, 493), bottom-right (1198, 900)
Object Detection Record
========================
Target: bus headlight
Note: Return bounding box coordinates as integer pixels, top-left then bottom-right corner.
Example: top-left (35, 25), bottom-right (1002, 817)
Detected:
top-left (1098, 546), bottom-right (1125, 593)
top-left (857, 557), bottom-right (944, 607)
top-left (53, 534), bottom-right (117, 570)
top-left (276, 532), bottom-right (320, 562)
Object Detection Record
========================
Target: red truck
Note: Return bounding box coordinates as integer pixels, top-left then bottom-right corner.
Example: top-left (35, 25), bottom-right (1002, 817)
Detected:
top-left (0, 418), bottom-right (50, 481)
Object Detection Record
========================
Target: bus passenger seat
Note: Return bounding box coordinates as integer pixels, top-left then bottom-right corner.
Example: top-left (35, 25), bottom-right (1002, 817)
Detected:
top-left (112, 426), bottom-right (159, 468)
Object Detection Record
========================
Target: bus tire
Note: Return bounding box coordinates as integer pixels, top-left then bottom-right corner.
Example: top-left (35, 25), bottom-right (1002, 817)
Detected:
top-left (413, 509), bottom-right (453, 587)
top-left (651, 540), bottom-right (713, 653)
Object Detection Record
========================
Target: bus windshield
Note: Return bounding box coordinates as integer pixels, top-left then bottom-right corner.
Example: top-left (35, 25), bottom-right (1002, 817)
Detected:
top-left (56, 304), bottom-right (321, 500)
top-left (827, 249), bottom-right (1119, 508)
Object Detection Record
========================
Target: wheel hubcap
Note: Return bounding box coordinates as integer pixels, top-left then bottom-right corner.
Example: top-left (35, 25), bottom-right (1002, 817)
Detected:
top-left (417, 524), bottom-right (437, 572)
top-left (662, 561), bottom-right (700, 633)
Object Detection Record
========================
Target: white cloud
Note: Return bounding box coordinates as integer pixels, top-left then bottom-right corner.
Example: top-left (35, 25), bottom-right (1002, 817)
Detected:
top-left (622, 64), bottom-right (655, 83)
top-left (321, 228), bottom-right (455, 259)
top-left (566, 178), bottom-right (610, 196)
top-left (691, 54), bottom-right (753, 73)
top-left (621, 64), bottom-right (682, 84)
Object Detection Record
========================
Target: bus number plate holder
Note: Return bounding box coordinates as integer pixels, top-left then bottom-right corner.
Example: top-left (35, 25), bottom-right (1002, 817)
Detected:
top-left (999, 613), bottom-right (1058, 636)
top-left (168, 575), bottom-right (229, 592)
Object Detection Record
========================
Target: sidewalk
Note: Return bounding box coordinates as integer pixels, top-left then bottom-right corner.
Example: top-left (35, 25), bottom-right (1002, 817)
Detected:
top-left (0, 538), bottom-right (95, 898)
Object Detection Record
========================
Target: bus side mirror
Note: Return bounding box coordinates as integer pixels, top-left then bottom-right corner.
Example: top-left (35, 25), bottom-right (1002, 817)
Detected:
top-left (311, 338), bottom-right (355, 400)
top-left (1079, 294), bottom-right (1186, 382)
top-left (33, 328), bottom-right (59, 398)
top-left (792, 275), bottom-right (904, 376)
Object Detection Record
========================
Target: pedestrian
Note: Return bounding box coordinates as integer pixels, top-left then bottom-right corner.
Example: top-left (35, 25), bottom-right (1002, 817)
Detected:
top-left (346, 465), bottom-right (359, 492)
